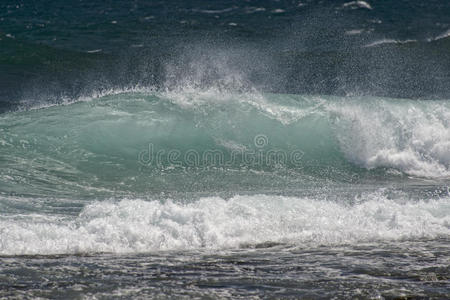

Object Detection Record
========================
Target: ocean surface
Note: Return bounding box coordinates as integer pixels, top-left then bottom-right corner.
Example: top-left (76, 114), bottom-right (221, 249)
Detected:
top-left (1, 1), bottom-right (449, 299)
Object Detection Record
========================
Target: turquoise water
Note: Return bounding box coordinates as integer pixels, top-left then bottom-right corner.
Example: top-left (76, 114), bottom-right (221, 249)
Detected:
top-left (1, 91), bottom-right (449, 254)
top-left (2, 91), bottom-right (450, 199)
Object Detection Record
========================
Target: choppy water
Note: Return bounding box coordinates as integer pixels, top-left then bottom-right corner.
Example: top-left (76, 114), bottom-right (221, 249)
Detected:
top-left (1, 0), bottom-right (450, 299)
top-left (1, 239), bottom-right (449, 299)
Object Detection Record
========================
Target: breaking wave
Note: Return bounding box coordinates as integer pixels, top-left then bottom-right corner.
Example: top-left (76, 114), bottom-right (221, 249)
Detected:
top-left (1, 191), bottom-right (449, 255)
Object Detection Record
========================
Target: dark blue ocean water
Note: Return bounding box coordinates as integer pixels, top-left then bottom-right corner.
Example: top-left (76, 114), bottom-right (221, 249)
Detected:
top-left (1, 1), bottom-right (449, 299)
top-left (1, 0), bottom-right (450, 111)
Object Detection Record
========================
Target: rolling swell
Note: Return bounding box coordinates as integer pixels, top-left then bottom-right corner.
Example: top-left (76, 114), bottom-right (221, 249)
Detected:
top-left (0, 90), bottom-right (449, 199)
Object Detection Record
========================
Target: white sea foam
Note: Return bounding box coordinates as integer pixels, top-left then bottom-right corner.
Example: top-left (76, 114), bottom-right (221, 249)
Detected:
top-left (345, 29), bottom-right (364, 35)
top-left (430, 29), bottom-right (450, 41)
top-left (329, 99), bottom-right (450, 178)
top-left (0, 192), bottom-right (448, 255)
top-left (192, 8), bottom-right (235, 14)
top-left (342, 1), bottom-right (372, 10)
top-left (17, 86), bottom-right (156, 112)
top-left (364, 39), bottom-right (417, 47)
